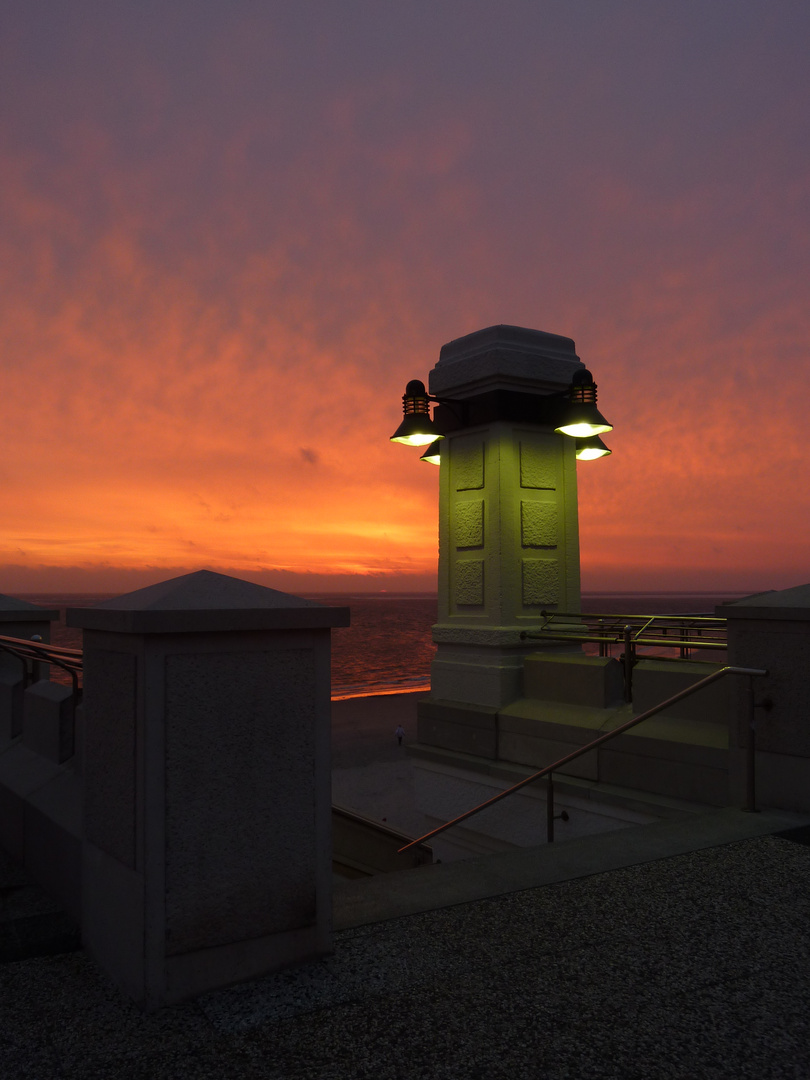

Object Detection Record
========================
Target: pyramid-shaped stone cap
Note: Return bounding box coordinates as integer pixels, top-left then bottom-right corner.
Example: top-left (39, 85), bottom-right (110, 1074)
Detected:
top-left (66, 570), bottom-right (350, 634)
top-left (0, 593), bottom-right (59, 623)
top-left (717, 584), bottom-right (810, 622)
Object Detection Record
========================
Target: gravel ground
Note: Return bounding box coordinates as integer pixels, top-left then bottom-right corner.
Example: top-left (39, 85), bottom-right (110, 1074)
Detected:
top-left (1, 832), bottom-right (809, 1079)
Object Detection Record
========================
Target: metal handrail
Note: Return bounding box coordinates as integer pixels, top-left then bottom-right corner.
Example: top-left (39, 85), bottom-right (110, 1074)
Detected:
top-left (0, 634), bottom-right (83, 666)
top-left (0, 633), bottom-right (83, 704)
top-left (524, 631), bottom-right (727, 651)
top-left (398, 664), bottom-right (768, 854)
top-left (523, 612), bottom-right (729, 696)
top-left (523, 609), bottom-right (728, 659)
top-left (536, 609), bottom-right (727, 627)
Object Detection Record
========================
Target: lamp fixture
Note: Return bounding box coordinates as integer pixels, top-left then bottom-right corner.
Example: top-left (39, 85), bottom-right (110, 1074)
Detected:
top-left (420, 439), bottom-right (442, 465)
top-left (575, 434), bottom-right (612, 460)
top-left (389, 380), bottom-right (445, 446)
top-left (553, 369), bottom-right (613, 438)
top-left (392, 367), bottom-right (613, 458)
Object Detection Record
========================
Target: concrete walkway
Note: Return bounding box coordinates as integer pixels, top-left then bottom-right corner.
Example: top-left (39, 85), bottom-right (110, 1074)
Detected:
top-left (1, 809), bottom-right (809, 1078)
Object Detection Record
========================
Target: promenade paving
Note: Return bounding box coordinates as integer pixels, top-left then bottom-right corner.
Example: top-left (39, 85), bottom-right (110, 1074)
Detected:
top-left (1, 815), bottom-right (809, 1079)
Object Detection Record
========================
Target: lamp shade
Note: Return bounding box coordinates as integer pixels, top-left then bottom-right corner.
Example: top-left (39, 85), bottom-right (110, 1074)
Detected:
top-left (575, 435), bottom-right (612, 460)
top-left (554, 369), bottom-right (613, 438)
top-left (390, 380), bottom-right (444, 446)
top-left (420, 439), bottom-right (442, 465)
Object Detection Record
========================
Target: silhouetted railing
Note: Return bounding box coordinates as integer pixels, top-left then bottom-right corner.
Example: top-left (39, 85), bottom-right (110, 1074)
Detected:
top-left (0, 633), bottom-right (82, 703)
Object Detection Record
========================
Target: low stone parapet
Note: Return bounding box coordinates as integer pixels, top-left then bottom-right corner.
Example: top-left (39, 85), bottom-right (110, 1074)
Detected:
top-left (22, 680), bottom-right (75, 764)
top-left (0, 670), bottom-right (24, 740)
top-left (631, 660), bottom-right (729, 726)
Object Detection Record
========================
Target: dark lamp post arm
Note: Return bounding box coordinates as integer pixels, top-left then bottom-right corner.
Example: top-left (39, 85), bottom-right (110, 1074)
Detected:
top-left (426, 394), bottom-right (466, 426)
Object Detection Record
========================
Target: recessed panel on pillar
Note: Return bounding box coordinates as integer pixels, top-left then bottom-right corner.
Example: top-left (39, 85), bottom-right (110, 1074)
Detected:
top-left (456, 561), bottom-right (485, 606)
top-left (520, 501), bottom-right (557, 549)
top-left (452, 437), bottom-right (485, 491)
top-left (522, 559), bottom-right (560, 607)
top-left (164, 649), bottom-right (317, 954)
top-left (519, 440), bottom-right (557, 490)
top-left (455, 500), bottom-right (484, 550)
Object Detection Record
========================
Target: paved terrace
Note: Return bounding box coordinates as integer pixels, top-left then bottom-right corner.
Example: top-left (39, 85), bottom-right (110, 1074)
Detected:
top-left (1, 807), bottom-right (809, 1079)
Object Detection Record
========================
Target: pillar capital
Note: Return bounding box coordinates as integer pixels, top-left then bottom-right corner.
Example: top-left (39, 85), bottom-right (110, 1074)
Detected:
top-left (430, 324), bottom-right (585, 400)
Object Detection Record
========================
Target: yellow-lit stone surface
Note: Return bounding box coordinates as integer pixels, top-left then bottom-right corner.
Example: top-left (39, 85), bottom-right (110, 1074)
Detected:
top-left (452, 436), bottom-right (485, 490)
top-left (455, 500), bottom-right (484, 549)
top-left (520, 500), bottom-right (557, 548)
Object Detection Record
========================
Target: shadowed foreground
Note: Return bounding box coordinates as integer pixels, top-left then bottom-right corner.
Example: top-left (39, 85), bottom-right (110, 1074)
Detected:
top-left (1, 830), bottom-right (809, 1079)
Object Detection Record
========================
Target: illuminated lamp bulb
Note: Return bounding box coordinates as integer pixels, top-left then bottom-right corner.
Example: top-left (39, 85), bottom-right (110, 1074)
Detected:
top-left (390, 380), bottom-right (444, 446)
top-left (420, 439), bottom-right (442, 465)
top-left (554, 369), bottom-right (613, 438)
top-left (575, 435), bottom-right (612, 460)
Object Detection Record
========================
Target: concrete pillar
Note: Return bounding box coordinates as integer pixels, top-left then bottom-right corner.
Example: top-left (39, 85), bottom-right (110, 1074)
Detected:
top-left (723, 585), bottom-right (810, 812)
top-left (67, 569), bottom-right (349, 1009)
top-left (427, 325), bottom-right (586, 710)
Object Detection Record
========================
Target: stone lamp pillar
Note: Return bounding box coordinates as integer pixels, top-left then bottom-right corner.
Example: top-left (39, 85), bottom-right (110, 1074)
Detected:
top-left (68, 570), bottom-right (349, 1009)
top-left (426, 325), bottom-right (587, 711)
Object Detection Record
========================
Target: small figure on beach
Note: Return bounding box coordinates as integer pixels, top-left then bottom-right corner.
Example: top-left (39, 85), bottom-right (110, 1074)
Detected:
top-left (395, 724), bottom-right (405, 747)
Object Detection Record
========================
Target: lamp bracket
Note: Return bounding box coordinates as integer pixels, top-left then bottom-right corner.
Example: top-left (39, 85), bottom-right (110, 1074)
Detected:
top-left (428, 395), bottom-right (467, 426)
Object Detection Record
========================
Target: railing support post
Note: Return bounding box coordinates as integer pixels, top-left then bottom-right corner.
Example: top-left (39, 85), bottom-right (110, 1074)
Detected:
top-left (623, 625), bottom-right (633, 702)
top-left (547, 772), bottom-right (555, 843)
top-left (744, 675), bottom-right (758, 813)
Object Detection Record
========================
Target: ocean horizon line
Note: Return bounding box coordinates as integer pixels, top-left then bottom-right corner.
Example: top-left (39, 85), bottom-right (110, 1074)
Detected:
top-left (12, 588), bottom-right (762, 601)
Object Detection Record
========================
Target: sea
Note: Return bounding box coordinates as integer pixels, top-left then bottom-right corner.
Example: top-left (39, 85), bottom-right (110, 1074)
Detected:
top-left (14, 591), bottom-right (750, 698)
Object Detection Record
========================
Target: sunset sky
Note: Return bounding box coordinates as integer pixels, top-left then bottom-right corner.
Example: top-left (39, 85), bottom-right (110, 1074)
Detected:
top-left (1, 2), bottom-right (808, 595)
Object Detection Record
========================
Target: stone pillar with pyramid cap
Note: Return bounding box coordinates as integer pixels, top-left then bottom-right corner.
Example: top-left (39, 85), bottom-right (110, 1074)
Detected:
top-left (423, 325), bottom-right (585, 718)
top-left (723, 584), bottom-right (810, 814)
top-left (68, 570), bottom-right (349, 1009)
top-left (0, 592), bottom-right (59, 651)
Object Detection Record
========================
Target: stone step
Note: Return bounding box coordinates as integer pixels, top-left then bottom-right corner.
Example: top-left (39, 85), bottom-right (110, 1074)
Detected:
top-left (333, 805), bottom-right (810, 931)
